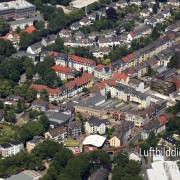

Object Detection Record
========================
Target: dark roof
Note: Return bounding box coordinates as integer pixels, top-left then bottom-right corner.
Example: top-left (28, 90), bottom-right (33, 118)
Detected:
top-left (0, 143), bottom-right (12, 148)
top-left (10, 141), bottom-right (22, 146)
top-left (143, 120), bottom-right (164, 132)
top-left (48, 126), bottom-right (67, 137)
top-left (88, 118), bottom-right (110, 127)
top-left (162, 136), bottom-right (177, 145)
top-left (32, 99), bottom-right (49, 106)
top-left (68, 120), bottom-right (82, 129)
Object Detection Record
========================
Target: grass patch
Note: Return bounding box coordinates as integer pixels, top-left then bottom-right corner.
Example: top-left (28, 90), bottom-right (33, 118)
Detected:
top-left (0, 124), bottom-right (16, 143)
top-left (65, 140), bottom-right (79, 147)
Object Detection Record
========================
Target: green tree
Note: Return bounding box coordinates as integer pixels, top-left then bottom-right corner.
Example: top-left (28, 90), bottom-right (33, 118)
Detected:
top-left (15, 99), bottom-right (23, 113)
top-left (39, 115), bottom-right (50, 131)
top-left (26, 88), bottom-right (37, 103)
top-left (152, 4), bottom-right (158, 14)
top-left (112, 166), bottom-right (126, 180)
top-left (0, 18), bottom-right (10, 36)
top-left (125, 160), bottom-right (141, 176)
top-left (26, 67), bottom-right (34, 79)
top-left (0, 99), bottom-right (4, 109)
top-left (15, 26), bottom-right (21, 34)
top-left (40, 89), bottom-right (49, 102)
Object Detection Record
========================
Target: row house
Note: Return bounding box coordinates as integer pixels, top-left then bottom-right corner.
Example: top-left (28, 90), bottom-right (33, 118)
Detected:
top-left (165, 21), bottom-right (180, 32)
top-left (109, 121), bottom-right (135, 147)
top-left (98, 36), bottom-right (120, 47)
top-left (167, 0), bottom-right (180, 7)
top-left (101, 29), bottom-right (116, 38)
top-left (85, 118), bottom-right (110, 135)
top-left (125, 109), bottom-right (149, 127)
top-left (79, 16), bottom-right (92, 26)
top-left (140, 8), bottom-right (151, 17)
top-left (31, 84), bottom-right (61, 101)
top-left (64, 37), bottom-right (95, 47)
top-left (45, 126), bottom-right (67, 142)
top-left (107, 109), bottom-right (126, 121)
top-left (113, 72), bottom-right (129, 85)
top-left (94, 65), bottom-right (112, 80)
top-left (31, 73), bottom-right (93, 101)
top-left (127, 24), bottom-right (152, 41)
top-left (129, 0), bottom-right (141, 6)
top-left (59, 72), bottom-right (93, 99)
top-left (106, 84), bottom-right (151, 108)
top-left (116, 0), bottom-right (128, 8)
top-left (68, 55), bottom-right (96, 74)
top-left (90, 47), bottom-right (110, 58)
top-left (0, 141), bottom-right (24, 157)
top-left (141, 120), bottom-right (165, 140)
top-left (59, 29), bottom-right (72, 38)
top-left (41, 34), bottom-right (56, 47)
top-left (52, 65), bottom-right (79, 80)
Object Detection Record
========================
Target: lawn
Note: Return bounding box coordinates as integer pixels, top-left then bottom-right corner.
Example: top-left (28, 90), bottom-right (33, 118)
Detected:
top-left (65, 140), bottom-right (79, 147)
top-left (0, 124), bottom-right (16, 143)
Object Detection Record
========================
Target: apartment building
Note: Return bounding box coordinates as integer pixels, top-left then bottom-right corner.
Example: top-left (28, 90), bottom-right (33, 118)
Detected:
top-left (109, 121), bottom-right (135, 147)
top-left (26, 136), bottom-right (44, 153)
top-left (125, 110), bottom-right (150, 127)
top-left (67, 120), bottom-right (82, 137)
top-left (141, 120), bottom-right (166, 140)
top-left (85, 118), bottom-right (110, 134)
top-left (0, 0), bottom-right (35, 20)
top-left (107, 84), bottom-right (151, 108)
top-left (45, 126), bottom-right (67, 142)
top-left (94, 65), bottom-right (112, 80)
top-left (0, 141), bottom-right (24, 157)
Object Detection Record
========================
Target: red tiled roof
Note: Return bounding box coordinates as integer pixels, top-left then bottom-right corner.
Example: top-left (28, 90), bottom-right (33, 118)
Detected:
top-left (0, 33), bottom-right (10, 39)
top-left (157, 116), bottom-right (167, 124)
top-left (122, 54), bottom-right (134, 63)
top-left (49, 51), bottom-right (58, 57)
top-left (97, 80), bottom-right (117, 89)
top-left (95, 64), bottom-right (105, 70)
top-left (130, 31), bottom-right (135, 38)
top-left (122, 67), bottom-right (136, 75)
top-left (70, 55), bottom-right (96, 66)
top-left (65, 72), bottom-right (92, 90)
top-left (31, 84), bottom-right (60, 95)
top-left (24, 25), bottom-right (36, 34)
top-left (113, 73), bottom-right (127, 81)
top-left (52, 65), bottom-right (69, 74)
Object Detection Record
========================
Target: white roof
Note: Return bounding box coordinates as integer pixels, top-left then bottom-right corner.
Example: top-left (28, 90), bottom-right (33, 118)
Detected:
top-left (165, 161), bottom-right (180, 180)
top-left (147, 169), bottom-right (157, 180)
top-left (153, 154), bottom-right (164, 162)
top-left (70, 0), bottom-right (98, 9)
top-left (129, 153), bottom-right (141, 161)
top-left (83, 135), bottom-right (106, 147)
top-left (151, 161), bottom-right (168, 180)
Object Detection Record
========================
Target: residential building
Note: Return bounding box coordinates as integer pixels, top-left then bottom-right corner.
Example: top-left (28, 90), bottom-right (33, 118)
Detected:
top-left (171, 74), bottom-right (180, 90)
top-left (9, 16), bottom-right (40, 31)
top-left (52, 65), bottom-right (79, 80)
top-left (94, 65), bottom-right (112, 80)
top-left (26, 136), bottom-right (44, 153)
top-left (109, 121), bottom-right (135, 147)
top-left (141, 120), bottom-right (165, 140)
top-left (4, 95), bottom-right (24, 106)
top-left (85, 118), bottom-right (110, 134)
top-left (68, 120), bottom-right (82, 137)
top-left (125, 110), bottom-right (149, 127)
top-left (130, 0), bottom-right (141, 6)
top-left (113, 72), bottom-right (129, 85)
top-left (41, 34), bottom-right (56, 47)
top-left (116, 0), bottom-right (128, 8)
top-left (0, 141), bottom-right (24, 157)
top-left (107, 84), bottom-right (151, 108)
top-left (45, 126), bottom-right (67, 142)
top-left (0, 0), bottom-right (35, 19)
top-left (27, 42), bottom-right (42, 55)
top-left (127, 24), bottom-right (152, 41)
top-left (31, 99), bottom-right (49, 111)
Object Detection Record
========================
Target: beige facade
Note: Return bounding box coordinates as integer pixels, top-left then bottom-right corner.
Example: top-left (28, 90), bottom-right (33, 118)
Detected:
top-left (109, 136), bottom-right (120, 147)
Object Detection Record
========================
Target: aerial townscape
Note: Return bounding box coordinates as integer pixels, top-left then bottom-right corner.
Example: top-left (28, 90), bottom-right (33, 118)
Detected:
top-left (0, 0), bottom-right (179, 179)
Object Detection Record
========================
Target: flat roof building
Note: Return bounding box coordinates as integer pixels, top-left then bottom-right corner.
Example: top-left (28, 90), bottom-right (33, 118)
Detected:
top-left (0, 0), bottom-right (35, 19)
top-left (70, 0), bottom-right (98, 10)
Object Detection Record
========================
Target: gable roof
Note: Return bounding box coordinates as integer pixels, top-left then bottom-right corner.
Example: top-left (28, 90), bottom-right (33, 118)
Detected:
top-left (113, 73), bottom-right (127, 81)
top-left (52, 65), bottom-right (69, 74)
